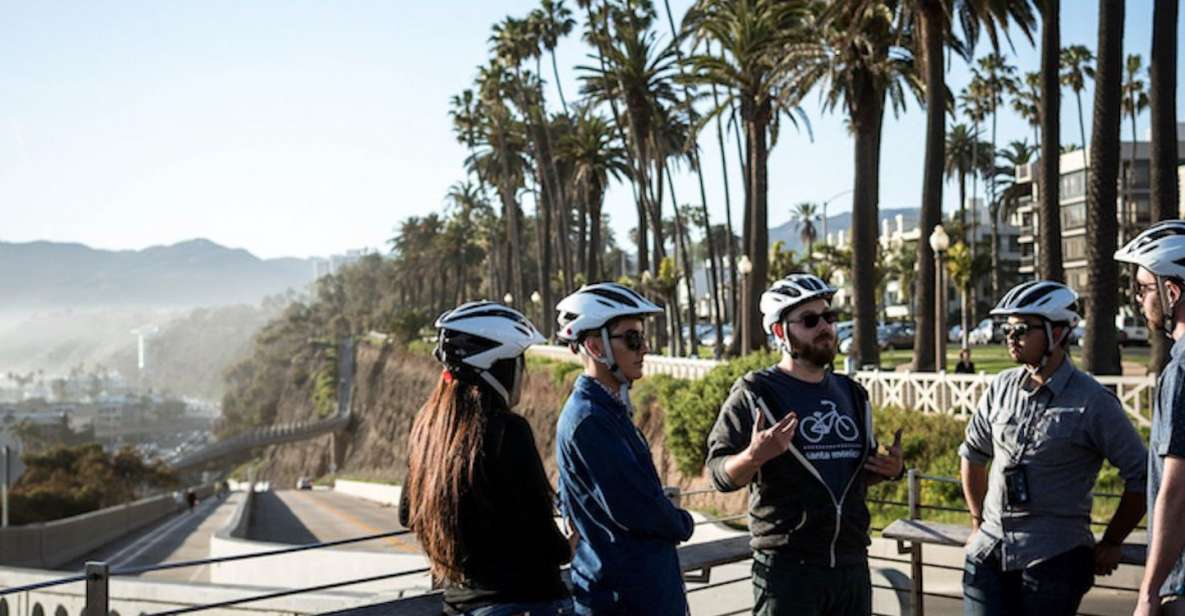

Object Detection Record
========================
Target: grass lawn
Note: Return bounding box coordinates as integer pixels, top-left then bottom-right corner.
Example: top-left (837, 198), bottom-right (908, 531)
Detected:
top-left (838, 342), bottom-right (1153, 375)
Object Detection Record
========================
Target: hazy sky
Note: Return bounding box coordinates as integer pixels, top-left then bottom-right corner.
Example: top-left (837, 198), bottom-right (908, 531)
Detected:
top-left (1, 1), bottom-right (1180, 260)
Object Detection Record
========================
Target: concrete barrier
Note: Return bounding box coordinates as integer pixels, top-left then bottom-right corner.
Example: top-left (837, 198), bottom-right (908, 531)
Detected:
top-left (332, 479), bottom-right (401, 507)
top-left (208, 486), bottom-right (430, 594)
top-left (0, 484), bottom-right (212, 569)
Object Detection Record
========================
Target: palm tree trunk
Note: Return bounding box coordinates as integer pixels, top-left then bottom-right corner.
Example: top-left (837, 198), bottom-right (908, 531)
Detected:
top-left (970, 120), bottom-right (979, 261)
top-left (991, 213), bottom-right (1001, 299)
top-left (587, 179), bottom-right (605, 281)
top-left (958, 169), bottom-right (967, 245)
top-left (1149, 0), bottom-right (1178, 373)
top-left (549, 51), bottom-right (569, 113)
top-left (962, 284), bottom-right (972, 350)
top-left (663, 159), bottom-right (699, 357)
top-left (1038, 0), bottom-right (1064, 281)
top-left (711, 73), bottom-right (739, 354)
top-left (744, 98), bottom-right (771, 354)
top-left (1083, 0), bottom-right (1124, 376)
top-left (851, 69), bottom-right (885, 370)
top-left (912, 0), bottom-right (944, 372)
top-left (577, 182), bottom-right (589, 279)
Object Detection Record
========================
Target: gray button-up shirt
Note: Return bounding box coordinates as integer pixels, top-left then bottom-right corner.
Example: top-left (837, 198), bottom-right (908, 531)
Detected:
top-left (1149, 335), bottom-right (1185, 597)
top-left (959, 358), bottom-right (1148, 571)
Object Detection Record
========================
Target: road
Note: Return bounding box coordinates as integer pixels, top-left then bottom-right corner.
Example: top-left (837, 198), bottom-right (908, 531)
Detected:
top-left (60, 492), bottom-right (243, 582)
top-left (248, 489), bottom-right (419, 553)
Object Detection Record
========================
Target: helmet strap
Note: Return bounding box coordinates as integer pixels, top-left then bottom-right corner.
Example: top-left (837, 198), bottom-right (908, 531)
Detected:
top-left (578, 328), bottom-right (633, 413)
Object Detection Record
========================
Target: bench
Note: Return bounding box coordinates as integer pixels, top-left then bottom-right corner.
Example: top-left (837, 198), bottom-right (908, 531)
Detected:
top-left (881, 518), bottom-right (1148, 565)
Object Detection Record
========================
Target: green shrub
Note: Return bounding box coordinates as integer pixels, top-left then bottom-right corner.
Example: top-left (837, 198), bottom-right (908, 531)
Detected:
top-left (662, 350), bottom-right (779, 475)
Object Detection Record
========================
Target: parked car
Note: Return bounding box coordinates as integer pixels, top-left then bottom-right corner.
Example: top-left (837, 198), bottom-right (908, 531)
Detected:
top-left (948, 324), bottom-right (963, 344)
top-left (296, 477), bottom-right (313, 490)
top-left (881, 322), bottom-right (915, 349)
top-left (835, 320), bottom-right (854, 347)
top-left (696, 323), bottom-right (734, 347)
top-left (1116, 310), bottom-right (1149, 345)
top-left (969, 318), bottom-right (1002, 345)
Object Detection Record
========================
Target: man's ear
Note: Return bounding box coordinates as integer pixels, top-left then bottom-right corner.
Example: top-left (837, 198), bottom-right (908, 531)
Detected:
top-left (1167, 279), bottom-right (1184, 307)
top-left (582, 335), bottom-right (603, 359)
top-left (771, 322), bottom-right (784, 340)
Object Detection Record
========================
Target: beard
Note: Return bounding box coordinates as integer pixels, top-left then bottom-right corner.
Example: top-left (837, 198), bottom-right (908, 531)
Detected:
top-left (786, 329), bottom-right (837, 367)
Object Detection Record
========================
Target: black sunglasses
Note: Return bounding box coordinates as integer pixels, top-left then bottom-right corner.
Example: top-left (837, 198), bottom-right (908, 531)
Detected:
top-left (608, 329), bottom-right (646, 352)
top-left (786, 310), bottom-right (839, 329)
top-left (1000, 322), bottom-right (1039, 339)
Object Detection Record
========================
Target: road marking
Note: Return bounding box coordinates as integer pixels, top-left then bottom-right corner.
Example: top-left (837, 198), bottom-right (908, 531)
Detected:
top-left (109, 498), bottom-right (219, 569)
top-left (293, 491), bottom-right (418, 552)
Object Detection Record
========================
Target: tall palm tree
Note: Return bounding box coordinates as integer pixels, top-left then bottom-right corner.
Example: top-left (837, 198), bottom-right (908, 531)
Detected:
top-left (1009, 71), bottom-right (1042, 147)
top-left (946, 123), bottom-right (976, 244)
top-left (705, 40), bottom-right (740, 351)
top-left (990, 140), bottom-right (1037, 299)
top-left (1083, 0), bottom-right (1124, 376)
top-left (900, 0), bottom-right (1035, 371)
top-left (562, 106), bottom-right (631, 283)
top-left (1121, 54), bottom-right (1149, 238)
top-left (959, 76), bottom-right (990, 259)
top-left (946, 241), bottom-right (988, 350)
top-left (1037, 0), bottom-right (1063, 282)
top-left (791, 201), bottom-right (820, 257)
top-left (580, 5), bottom-right (680, 278)
top-left (682, 0), bottom-right (815, 354)
top-left (1148, 0), bottom-right (1179, 374)
top-left (1060, 45), bottom-right (1095, 154)
top-left (787, 1), bottom-right (923, 369)
top-left (976, 53), bottom-right (1017, 266)
top-left (534, 0), bottom-right (576, 113)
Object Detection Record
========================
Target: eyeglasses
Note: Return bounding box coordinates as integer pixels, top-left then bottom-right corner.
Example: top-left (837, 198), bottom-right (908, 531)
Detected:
top-left (786, 310), bottom-right (839, 329)
top-left (609, 329), bottom-right (647, 352)
top-left (1000, 322), bottom-right (1039, 339)
top-left (1133, 280), bottom-right (1159, 302)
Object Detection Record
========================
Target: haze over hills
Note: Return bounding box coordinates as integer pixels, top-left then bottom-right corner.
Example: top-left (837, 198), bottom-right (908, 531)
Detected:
top-left (768, 206), bottom-right (920, 252)
top-left (0, 238), bottom-right (315, 310)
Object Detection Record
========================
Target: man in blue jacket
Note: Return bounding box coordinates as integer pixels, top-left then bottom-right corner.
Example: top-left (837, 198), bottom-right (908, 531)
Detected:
top-left (554, 282), bottom-right (695, 615)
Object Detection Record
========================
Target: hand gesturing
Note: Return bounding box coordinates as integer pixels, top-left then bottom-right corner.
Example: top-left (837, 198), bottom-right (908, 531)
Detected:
top-left (747, 408), bottom-right (798, 465)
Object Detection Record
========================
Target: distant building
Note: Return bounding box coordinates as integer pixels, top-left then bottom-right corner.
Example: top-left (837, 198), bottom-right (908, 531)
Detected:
top-left (1013, 125), bottom-right (1185, 297)
top-left (311, 248), bottom-right (377, 282)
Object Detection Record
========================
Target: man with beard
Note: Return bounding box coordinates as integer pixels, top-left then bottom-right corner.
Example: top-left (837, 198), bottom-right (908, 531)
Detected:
top-left (705, 273), bottom-right (903, 616)
top-left (959, 280), bottom-right (1147, 616)
top-left (1115, 222), bottom-right (1185, 616)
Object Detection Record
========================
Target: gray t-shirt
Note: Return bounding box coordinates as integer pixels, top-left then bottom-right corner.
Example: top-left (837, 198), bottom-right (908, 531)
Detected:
top-left (1150, 337), bottom-right (1185, 597)
top-left (959, 358), bottom-right (1148, 571)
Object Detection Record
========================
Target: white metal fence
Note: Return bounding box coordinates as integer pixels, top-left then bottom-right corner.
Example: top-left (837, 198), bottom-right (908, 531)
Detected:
top-left (527, 346), bottom-right (1158, 424)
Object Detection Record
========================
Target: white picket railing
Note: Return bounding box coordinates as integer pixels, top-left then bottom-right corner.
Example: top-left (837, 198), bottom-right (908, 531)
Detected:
top-left (527, 346), bottom-right (1160, 425)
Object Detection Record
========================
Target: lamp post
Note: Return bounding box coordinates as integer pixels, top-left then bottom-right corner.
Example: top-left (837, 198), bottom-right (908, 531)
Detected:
top-left (737, 255), bottom-right (753, 354)
top-left (503, 293), bottom-right (514, 307)
top-left (929, 225), bottom-right (950, 372)
top-left (820, 189), bottom-right (853, 243)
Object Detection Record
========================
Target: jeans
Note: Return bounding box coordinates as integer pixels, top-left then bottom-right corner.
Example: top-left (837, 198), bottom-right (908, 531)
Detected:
top-left (751, 550), bottom-right (872, 616)
top-left (963, 545), bottom-right (1093, 616)
top-left (466, 597), bottom-right (575, 616)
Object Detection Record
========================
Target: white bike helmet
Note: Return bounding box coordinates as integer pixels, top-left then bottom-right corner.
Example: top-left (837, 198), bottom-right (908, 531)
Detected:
top-left (760, 273), bottom-right (838, 335)
top-left (434, 301), bottom-right (545, 406)
top-left (990, 280), bottom-right (1080, 372)
top-left (555, 282), bottom-right (662, 410)
top-left (1114, 220), bottom-right (1185, 280)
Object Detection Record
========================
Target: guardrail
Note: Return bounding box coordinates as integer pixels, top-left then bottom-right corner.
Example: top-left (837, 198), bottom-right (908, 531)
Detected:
top-left (527, 345), bottom-right (724, 379)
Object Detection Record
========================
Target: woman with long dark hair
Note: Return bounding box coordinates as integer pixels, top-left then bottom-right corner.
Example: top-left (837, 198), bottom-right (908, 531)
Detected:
top-left (399, 301), bottom-right (572, 616)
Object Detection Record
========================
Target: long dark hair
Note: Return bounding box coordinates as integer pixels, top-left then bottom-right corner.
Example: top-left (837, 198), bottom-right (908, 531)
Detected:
top-left (405, 375), bottom-right (498, 582)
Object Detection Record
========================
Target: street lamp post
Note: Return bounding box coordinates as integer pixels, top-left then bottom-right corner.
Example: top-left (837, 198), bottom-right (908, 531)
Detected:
top-left (503, 293), bottom-right (514, 307)
top-left (737, 255), bottom-right (753, 354)
top-left (929, 225), bottom-right (950, 372)
top-left (820, 189), bottom-right (853, 244)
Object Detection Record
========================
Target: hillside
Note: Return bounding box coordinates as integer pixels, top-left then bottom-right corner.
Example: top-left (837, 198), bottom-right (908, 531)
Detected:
top-left (0, 238), bottom-right (313, 310)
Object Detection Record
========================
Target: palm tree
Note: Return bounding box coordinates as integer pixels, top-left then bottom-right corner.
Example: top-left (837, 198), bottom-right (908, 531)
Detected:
top-left (976, 53), bottom-right (1017, 267)
top-left (946, 241), bottom-right (988, 350)
top-left (791, 201), bottom-right (820, 257)
top-left (1082, 0), bottom-right (1124, 376)
top-left (1148, 0), bottom-right (1179, 374)
top-left (562, 106), bottom-right (630, 283)
top-left (1060, 45), bottom-right (1095, 154)
top-left (681, 0), bottom-right (815, 354)
top-left (902, 0), bottom-right (1035, 371)
top-left (534, 0), bottom-right (576, 112)
top-left (959, 77), bottom-right (990, 259)
top-left (786, 1), bottom-right (923, 369)
top-left (705, 40), bottom-right (740, 353)
top-left (1009, 71), bottom-right (1042, 147)
top-left (990, 140), bottom-right (1037, 299)
top-left (1038, 0), bottom-right (1063, 282)
top-left (662, 0), bottom-right (726, 358)
top-left (945, 123), bottom-right (976, 244)
top-left (445, 181), bottom-right (493, 301)
top-left (1121, 54), bottom-right (1148, 238)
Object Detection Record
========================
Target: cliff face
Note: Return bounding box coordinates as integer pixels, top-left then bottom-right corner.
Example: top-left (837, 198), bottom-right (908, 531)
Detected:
top-left (253, 342), bottom-right (747, 515)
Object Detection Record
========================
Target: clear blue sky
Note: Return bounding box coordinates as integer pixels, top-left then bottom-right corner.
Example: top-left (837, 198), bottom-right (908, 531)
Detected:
top-left (0, 1), bottom-right (1179, 260)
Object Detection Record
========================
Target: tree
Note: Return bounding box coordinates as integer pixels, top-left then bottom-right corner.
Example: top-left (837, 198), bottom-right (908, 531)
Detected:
top-left (959, 76), bottom-right (990, 259)
top-left (785, 0), bottom-right (922, 369)
top-left (562, 106), bottom-right (631, 283)
top-left (1009, 71), bottom-right (1042, 147)
top-left (681, 0), bottom-right (815, 354)
top-left (1037, 0), bottom-right (1063, 282)
top-left (947, 242), bottom-right (989, 349)
top-left (1148, 0), bottom-right (1179, 374)
top-left (1120, 54), bottom-right (1148, 240)
top-left (1060, 45), bottom-right (1095, 154)
top-left (990, 140), bottom-right (1037, 299)
top-left (945, 123), bottom-right (991, 245)
top-left (791, 201), bottom-right (820, 257)
top-left (1083, 0), bottom-right (1124, 376)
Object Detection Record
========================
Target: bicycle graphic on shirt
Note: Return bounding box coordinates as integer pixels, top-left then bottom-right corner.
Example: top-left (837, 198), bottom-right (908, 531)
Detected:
top-left (800, 400), bottom-right (859, 443)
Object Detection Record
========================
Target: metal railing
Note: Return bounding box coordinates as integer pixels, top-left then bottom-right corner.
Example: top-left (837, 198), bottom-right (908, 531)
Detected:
top-left (0, 528), bottom-right (420, 616)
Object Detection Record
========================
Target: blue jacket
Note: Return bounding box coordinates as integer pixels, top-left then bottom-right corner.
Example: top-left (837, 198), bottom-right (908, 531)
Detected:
top-left (556, 375), bottom-right (694, 615)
